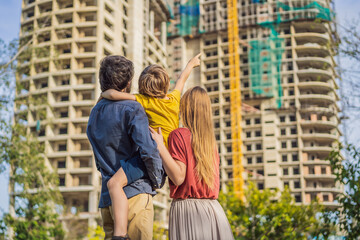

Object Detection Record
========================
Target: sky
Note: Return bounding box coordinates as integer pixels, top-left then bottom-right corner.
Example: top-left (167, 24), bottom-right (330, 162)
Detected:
top-left (0, 0), bottom-right (359, 215)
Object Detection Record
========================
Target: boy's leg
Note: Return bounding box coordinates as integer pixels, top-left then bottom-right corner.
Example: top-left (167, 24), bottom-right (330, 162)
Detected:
top-left (107, 156), bottom-right (147, 237)
top-left (128, 193), bottom-right (154, 240)
top-left (107, 168), bottom-right (129, 237)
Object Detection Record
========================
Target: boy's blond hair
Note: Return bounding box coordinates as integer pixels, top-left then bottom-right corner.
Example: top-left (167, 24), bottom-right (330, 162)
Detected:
top-left (138, 64), bottom-right (170, 98)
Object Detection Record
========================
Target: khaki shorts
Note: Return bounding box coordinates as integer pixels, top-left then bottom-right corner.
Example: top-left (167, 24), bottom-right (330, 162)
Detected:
top-left (101, 193), bottom-right (154, 240)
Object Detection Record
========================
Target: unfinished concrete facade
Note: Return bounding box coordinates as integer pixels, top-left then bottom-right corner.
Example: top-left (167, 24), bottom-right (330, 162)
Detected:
top-left (167, 0), bottom-right (341, 207)
top-left (17, 0), bottom-right (170, 233)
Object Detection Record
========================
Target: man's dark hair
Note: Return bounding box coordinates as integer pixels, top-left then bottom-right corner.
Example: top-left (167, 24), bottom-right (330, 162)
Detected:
top-left (99, 55), bottom-right (134, 92)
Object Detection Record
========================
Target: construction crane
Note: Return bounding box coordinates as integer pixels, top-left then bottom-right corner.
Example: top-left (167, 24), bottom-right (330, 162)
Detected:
top-left (227, 0), bottom-right (244, 200)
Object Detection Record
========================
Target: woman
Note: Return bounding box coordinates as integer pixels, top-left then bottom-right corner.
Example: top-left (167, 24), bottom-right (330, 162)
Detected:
top-left (150, 86), bottom-right (234, 240)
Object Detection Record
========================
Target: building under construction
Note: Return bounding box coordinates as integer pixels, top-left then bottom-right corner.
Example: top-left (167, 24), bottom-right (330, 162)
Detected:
top-left (16, 0), bottom-right (171, 234)
top-left (167, 0), bottom-right (342, 206)
top-left (15, 0), bottom-right (342, 235)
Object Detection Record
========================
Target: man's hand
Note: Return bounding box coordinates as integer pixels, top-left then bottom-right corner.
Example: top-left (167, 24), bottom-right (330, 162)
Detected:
top-left (149, 127), bottom-right (164, 149)
top-left (187, 53), bottom-right (201, 69)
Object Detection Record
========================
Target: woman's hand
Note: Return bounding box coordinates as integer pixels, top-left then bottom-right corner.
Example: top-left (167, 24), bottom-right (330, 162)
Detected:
top-left (149, 127), bottom-right (164, 149)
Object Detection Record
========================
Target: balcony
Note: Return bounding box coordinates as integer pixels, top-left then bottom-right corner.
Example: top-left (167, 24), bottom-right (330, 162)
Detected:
top-left (297, 68), bottom-right (333, 79)
top-left (298, 81), bottom-right (333, 91)
top-left (70, 150), bottom-right (93, 157)
top-left (56, 14), bottom-right (73, 27)
top-left (300, 120), bottom-right (337, 129)
top-left (304, 174), bottom-right (336, 180)
top-left (59, 186), bottom-right (94, 192)
top-left (37, 17), bottom-right (52, 29)
top-left (296, 56), bottom-right (332, 68)
top-left (79, 0), bottom-right (97, 8)
top-left (303, 146), bottom-right (333, 153)
top-left (57, 0), bottom-right (74, 10)
top-left (67, 167), bottom-right (92, 174)
top-left (296, 44), bottom-right (330, 58)
top-left (23, 0), bottom-right (36, 9)
top-left (303, 160), bottom-right (331, 166)
top-left (299, 105), bottom-right (338, 115)
top-left (38, 2), bottom-right (53, 15)
top-left (55, 29), bottom-right (73, 42)
top-left (294, 32), bottom-right (329, 46)
top-left (22, 8), bottom-right (35, 24)
top-left (301, 133), bottom-right (338, 141)
top-left (77, 11), bottom-right (97, 25)
top-left (293, 21), bottom-right (328, 35)
top-left (299, 93), bottom-right (336, 104)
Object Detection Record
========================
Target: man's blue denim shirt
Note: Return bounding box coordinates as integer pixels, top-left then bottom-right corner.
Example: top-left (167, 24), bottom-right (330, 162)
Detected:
top-left (87, 99), bottom-right (165, 208)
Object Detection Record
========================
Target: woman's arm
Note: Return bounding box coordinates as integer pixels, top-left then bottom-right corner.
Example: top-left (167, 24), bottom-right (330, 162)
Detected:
top-left (174, 53), bottom-right (201, 93)
top-left (101, 89), bottom-right (136, 101)
top-left (149, 127), bottom-right (186, 186)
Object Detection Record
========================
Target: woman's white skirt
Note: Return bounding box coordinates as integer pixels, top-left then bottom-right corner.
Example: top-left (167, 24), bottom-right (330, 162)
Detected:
top-left (169, 198), bottom-right (234, 240)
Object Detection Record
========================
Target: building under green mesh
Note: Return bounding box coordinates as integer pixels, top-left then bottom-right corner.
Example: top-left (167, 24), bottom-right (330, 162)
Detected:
top-left (168, 0), bottom-right (333, 108)
top-left (171, 0), bottom-right (200, 36)
top-left (248, 0), bottom-right (333, 108)
top-left (249, 35), bottom-right (284, 108)
top-left (276, 1), bottom-right (333, 22)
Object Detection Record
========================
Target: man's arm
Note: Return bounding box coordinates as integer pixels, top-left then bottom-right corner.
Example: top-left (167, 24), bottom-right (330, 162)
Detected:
top-left (127, 105), bottom-right (165, 189)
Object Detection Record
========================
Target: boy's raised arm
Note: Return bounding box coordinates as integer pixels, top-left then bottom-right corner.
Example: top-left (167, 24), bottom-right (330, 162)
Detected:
top-left (174, 53), bottom-right (201, 93)
top-left (101, 89), bottom-right (136, 101)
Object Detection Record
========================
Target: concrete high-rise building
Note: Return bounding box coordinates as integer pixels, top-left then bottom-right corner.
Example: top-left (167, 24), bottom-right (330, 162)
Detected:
top-left (16, 0), bottom-right (170, 234)
top-left (167, 0), bottom-right (342, 207)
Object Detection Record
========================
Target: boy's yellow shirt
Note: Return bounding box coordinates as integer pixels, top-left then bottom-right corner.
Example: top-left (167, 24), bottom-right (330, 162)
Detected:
top-left (135, 89), bottom-right (181, 147)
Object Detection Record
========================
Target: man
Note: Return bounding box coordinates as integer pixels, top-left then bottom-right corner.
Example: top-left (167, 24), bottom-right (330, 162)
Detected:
top-left (87, 55), bottom-right (164, 240)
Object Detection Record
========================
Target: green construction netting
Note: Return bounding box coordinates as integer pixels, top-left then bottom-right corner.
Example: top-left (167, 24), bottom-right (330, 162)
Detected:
top-left (276, 1), bottom-right (332, 22)
top-left (257, 1), bottom-right (333, 27)
top-left (168, 0), bottom-right (201, 37)
top-left (252, 0), bottom-right (267, 3)
top-left (166, 1), bottom-right (174, 20)
top-left (253, 0), bottom-right (333, 22)
top-left (248, 35), bottom-right (284, 108)
top-left (248, 1), bottom-right (332, 108)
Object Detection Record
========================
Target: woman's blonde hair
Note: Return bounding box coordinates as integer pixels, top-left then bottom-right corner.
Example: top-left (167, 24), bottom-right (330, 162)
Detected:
top-left (180, 86), bottom-right (217, 189)
top-left (138, 64), bottom-right (170, 98)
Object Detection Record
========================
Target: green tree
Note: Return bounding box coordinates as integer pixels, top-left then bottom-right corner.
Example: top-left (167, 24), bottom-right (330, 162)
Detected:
top-left (153, 221), bottom-right (169, 240)
top-left (0, 38), bottom-right (65, 239)
top-left (324, 143), bottom-right (360, 239)
top-left (218, 183), bottom-right (335, 240)
top-left (87, 225), bottom-right (105, 240)
top-left (0, 123), bottom-right (65, 240)
top-left (339, 18), bottom-right (360, 63)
